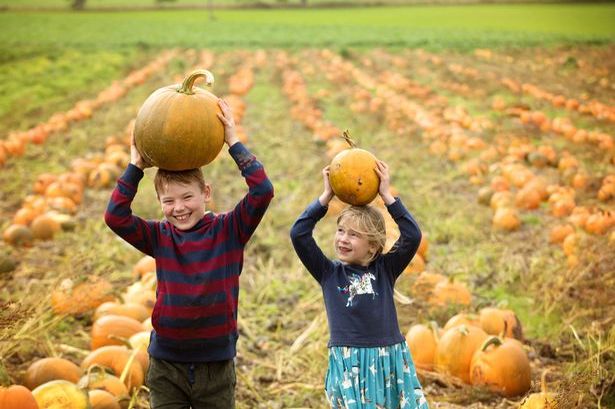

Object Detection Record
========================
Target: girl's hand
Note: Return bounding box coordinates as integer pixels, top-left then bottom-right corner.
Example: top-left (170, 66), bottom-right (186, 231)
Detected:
top-left (130, 132), bottom-right (149, 170)
top-left (319, 165), bottom-right (335, 206)
top-left (217, 98), bottom-right (239, 147)
top-left (375, 160), bottom-right (395, 205)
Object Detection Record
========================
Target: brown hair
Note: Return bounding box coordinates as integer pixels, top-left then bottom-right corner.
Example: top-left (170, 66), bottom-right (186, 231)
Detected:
top-left (337, 205), bottom-right (386, 262)
top-left (154, 168), bottom-right (206, 197)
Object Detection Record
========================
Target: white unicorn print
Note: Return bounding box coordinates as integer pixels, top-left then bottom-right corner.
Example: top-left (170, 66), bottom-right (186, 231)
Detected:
top-left (338, 272), bottom-right (377, 307)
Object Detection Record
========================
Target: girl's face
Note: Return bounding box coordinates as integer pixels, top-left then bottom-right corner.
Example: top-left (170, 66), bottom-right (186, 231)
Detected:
top-left (335, 220), bottom-right (375, 266)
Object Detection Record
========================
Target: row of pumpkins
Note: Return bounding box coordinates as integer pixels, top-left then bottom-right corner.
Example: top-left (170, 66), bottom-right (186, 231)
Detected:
top-left (0, 51), bottom-right (177, 168)
top-left (0, 256), bottom-right (157, 409)
top-left (316, 50), bottom-right (614, 247)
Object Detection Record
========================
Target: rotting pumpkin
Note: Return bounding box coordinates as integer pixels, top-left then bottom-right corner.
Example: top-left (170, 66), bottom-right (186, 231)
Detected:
top-left (134, 69), bottom-right (225, 171)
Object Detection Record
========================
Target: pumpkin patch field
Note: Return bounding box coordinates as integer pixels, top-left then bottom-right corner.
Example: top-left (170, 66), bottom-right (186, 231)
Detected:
top-left (0, 4), bottom-right (614, 409)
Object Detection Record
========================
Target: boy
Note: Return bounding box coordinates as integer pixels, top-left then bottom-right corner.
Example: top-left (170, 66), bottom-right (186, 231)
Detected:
top-left (104, 99), bottom-right (274, 408)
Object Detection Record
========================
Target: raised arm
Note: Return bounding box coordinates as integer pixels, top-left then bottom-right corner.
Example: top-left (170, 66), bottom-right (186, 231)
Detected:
top-left (104, 134), bottom-right (158, 256)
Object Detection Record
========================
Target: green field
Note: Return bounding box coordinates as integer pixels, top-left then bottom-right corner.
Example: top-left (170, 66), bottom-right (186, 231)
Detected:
top-left (1, 4), bottom-right (614, 50)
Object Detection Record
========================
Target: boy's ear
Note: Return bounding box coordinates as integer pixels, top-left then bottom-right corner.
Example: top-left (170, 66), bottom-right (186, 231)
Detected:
top-left (202, 184), bottom-right (212, 203)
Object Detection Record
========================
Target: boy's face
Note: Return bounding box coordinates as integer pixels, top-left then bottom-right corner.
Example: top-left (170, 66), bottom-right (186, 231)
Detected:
top-left (159, 180), bottom-right (211, 231)
top-left (334, 219), bottom-right (375, 267)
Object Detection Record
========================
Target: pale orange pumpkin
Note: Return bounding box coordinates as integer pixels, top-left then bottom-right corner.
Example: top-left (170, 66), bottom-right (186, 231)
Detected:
top-left (435, 325), bottom-right (488, 383)
top-left (429, 278), bottom-right (472, 306)
top-left (405, 322), bottom-right (439, 371)
top-left (519, 370), bottom-right (558, 408)
top-left (91, 315), bottom-right (145, 350)
top-left (470, 336), bottom-right (531, 397)
top-left (24, 357), bottom-right (82, 390)
top-left (0, 385), bottom-right (38, 409)
top-left (78, 366), bottom-right (129, 400)
top-left (81, 346), bottom-right (144, 390)
top-left (479, 307), bottom-right (524, 340)
top-left (32, 380), bottom-right (89, 409)
top-left (443, 313), bottom-right (481, 331)
top-left (93, 302), bottom-right (150, 323)
top-left (134, 69), bottom-right (224, 170)
top-left (328, 131), bottom-right (379, 206)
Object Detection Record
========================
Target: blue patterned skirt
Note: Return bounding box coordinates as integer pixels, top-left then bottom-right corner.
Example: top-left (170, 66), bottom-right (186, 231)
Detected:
top-left (325, 341), bottom-right (429, 409)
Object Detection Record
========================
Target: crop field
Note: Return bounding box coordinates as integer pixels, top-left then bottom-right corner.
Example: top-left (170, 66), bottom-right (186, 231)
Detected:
top-left (0, 4), bottom-right (613, 409)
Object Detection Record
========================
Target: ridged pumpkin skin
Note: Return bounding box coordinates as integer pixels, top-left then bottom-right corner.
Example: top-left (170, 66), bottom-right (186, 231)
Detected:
top-left (0, 385), bottom-right (39, 409)
top-left (479, 307), bottom-right (524, 340)
top-left (328, 133), bottom-right (379, 206)
top-left (470, 336), bottom-right (531, 397)
top-left (31, 380), bottom-right (90, 409)
top-left (24, 357), bottom-right (83, 390)
top-left (435, 325), bottom-right (488, 384)
top-left (88, 389), bottom-right (121, 409)
top-left (134, 69), bottom-right (224, 171)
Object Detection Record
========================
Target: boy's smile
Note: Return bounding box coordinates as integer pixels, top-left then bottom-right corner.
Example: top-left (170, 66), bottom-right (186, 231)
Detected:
top-left (159, 180), bottom-right (211, 230)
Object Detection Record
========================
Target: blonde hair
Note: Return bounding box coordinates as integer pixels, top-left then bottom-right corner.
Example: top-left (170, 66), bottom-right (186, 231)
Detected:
top-left (154, 168), bottom-right (206, 197)
top-left (337, 205), bottom-right (386, 262)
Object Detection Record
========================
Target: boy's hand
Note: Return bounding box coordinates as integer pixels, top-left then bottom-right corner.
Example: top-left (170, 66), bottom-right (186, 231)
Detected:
top-left (319, 165), bottom-right (335, 206)
top-left (130, 133), bottom-right (149, 170)
top-left (375, 160), bottom-right (395, 205)
top-left (217, 98), bottom-right (239, 148)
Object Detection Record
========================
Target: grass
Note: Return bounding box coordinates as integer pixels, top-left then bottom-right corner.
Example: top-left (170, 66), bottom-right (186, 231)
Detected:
top-left (0, 5), bottom-right (614, 50)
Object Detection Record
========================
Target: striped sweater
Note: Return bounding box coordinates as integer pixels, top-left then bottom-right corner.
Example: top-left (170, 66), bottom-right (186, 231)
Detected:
top-left (104, 143), bottom-right (274, 362)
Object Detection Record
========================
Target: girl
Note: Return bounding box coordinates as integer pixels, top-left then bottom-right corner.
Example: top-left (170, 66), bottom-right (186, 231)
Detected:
top-left (290, 161), bottom-right (428, 409)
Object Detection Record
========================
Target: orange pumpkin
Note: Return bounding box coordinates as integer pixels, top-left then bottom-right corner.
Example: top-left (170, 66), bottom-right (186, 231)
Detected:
top-left (328, 131), bottom-right (379, 206)
top-left (134, 69), bottom-right (224, 170)
top-left (93, 302), bottom-right (150, 323)
top-left (435, 325), bottom-right (488, 383)
top-left (519, 370), bottom-right (558, 408)
top-left (78, 366), bottom-right (129, 399)
top-left (429, 278), bottom-right (472, 307)
top-left (81, 346), bottom-right (144, 390)
top-left (443, 313), bottom-right (481, 331)
top-left (0, 385), bottom-right (38, 409)
top-left (470, 336), bottom-right (531, 397)
top-left (30, 214), bottom-right (62, 241)
top-left (405, 323), bottom-right (439, 371)
top-left (479, 307), bottom-right (524, 340)
top-left (88, 389), bottom-right (121, 409)
top-left (50, 277), bottom-right (114, 315)
top-left (24, 357), bottom-right (82, 390)
top-left (91, 315), bottom-right (145, 350)
top-left (3, 224), bottom-right (34, 247)
top-left (131, 256), bottom-right (156, 279)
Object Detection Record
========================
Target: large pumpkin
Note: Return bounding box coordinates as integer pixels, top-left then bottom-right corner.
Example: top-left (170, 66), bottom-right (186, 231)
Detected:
top-left (405, 323), bottom-right (439, 371)
top-left (470, 336), bottom-right (531, 397)
top-left (90, 315), bottom-right (145, 350)
top-left (134, 69), bottom-right (224, 170)
top-left (328, 131), bottom-right (379, 206)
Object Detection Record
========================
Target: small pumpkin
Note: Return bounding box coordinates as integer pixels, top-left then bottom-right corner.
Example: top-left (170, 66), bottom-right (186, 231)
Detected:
top-left (519, 369), bottom-right (558, 408)
top-left (3, 224), bottom-right (34, 247)
top-left (78, 365), bottom-right (129, 401)
top-left (131, 256), bottom-right (156, 279)
top-left (30, 214), bottom-right (62, 241)
top-left (328, 131), bottom-right (379, 206)
top-left (24, 357), bottom-right (82, 390)
top-left (134, 69), bottom-right (224, 170)
top-left (91, 315), bottom-right (145, 350)
top-left (31, 380), bottom-right (90, 409)
top-left (93, 302), bottom-right (150, 323)
top-left (88, 389), bottom-right (121, 409)
top-left (470, 336), bottom-right (531, 397)
top-left (81, 346), bottom-right (144, 390)
top-left (0, 385), bottom-right (39, 409)
top-left (429, 278), bottom-right (472, 307)
top-left (479, 307), bottom-right (523, 340)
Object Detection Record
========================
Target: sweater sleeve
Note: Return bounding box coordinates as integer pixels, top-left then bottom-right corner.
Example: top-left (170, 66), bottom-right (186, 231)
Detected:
top-left (104, 164), bottom-right (158, 256)
top-left (380, 198), bottom-right (422, 281)
top-left (289, 199), bottom-right (334, 283)
top-left (225, 143), bottom-right (275, 245)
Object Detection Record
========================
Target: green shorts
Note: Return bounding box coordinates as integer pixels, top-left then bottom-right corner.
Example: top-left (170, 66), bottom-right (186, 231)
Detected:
top-left (146, 357), bottom-right (236, 409)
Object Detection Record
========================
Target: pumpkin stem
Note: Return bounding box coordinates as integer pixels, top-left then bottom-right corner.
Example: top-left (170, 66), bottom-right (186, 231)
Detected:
top-left (479, 335), bottom-right (503, 352)
top-left (178, 69), bottom-right (215, 95)
top-left (540, 368), bottom-right (550, 394)
top-left (428, 320), bottom-right (440, 342)
top-left (342, 130), bottom-right (357, 148)
top-left (119, 347), bottom-right (141, 388)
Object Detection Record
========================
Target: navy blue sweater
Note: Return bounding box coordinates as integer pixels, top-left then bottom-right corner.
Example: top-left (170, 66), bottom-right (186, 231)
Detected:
top-left (290, 198), bottom-right (421, 348)
top-left (105, 143), bottom-right (274, 362)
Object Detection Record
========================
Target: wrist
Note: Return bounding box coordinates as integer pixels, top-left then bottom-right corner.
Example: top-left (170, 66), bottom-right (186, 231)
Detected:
top-left (381, 192), bottom-right (395, 205)
top-left (319, 191), bottom-right (334, 206)
top-left (226, 138), bottom-right (240, 148)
